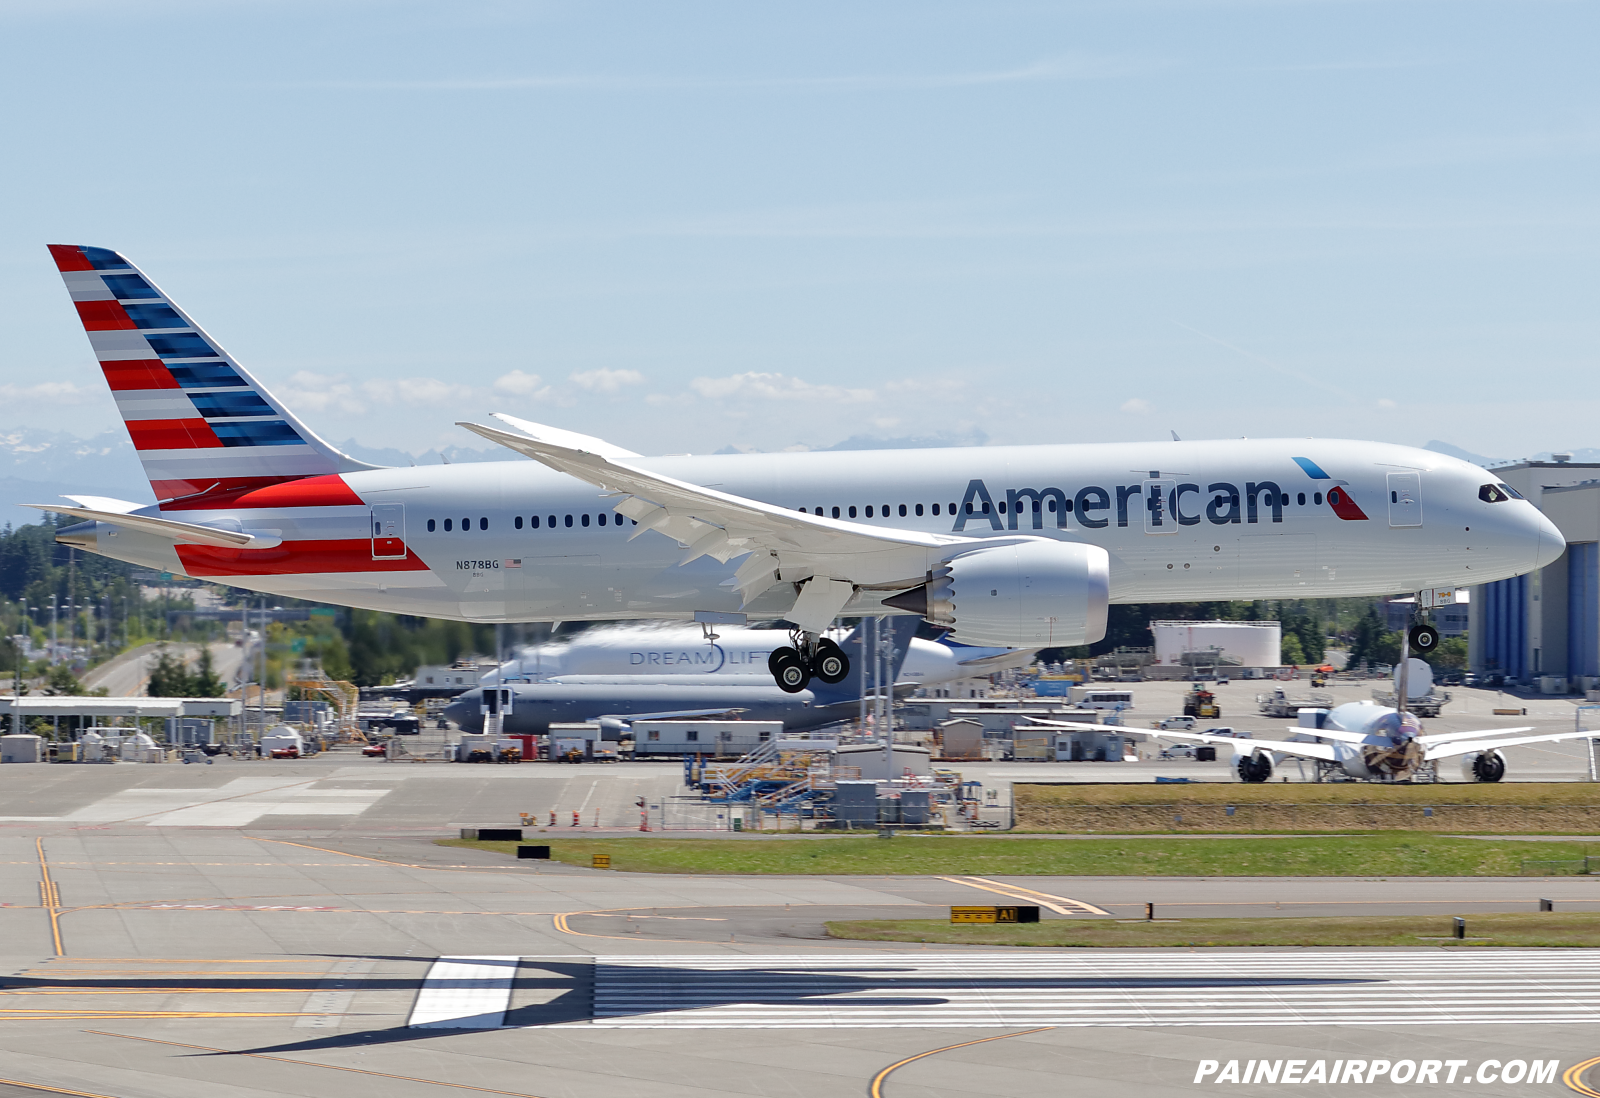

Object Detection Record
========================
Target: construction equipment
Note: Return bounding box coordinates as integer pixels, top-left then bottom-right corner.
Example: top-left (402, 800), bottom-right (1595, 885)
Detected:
top-left (1182, 686), bottom-right (1220, 720)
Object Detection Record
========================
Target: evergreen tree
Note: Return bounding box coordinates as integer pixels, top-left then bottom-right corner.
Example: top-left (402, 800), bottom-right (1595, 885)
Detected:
top-left (146, 647), bottom-right (191, 696)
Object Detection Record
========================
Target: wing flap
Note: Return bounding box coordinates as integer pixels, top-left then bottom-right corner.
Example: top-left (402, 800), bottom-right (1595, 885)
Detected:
top-left (23, 503), bottom-right (275, 548)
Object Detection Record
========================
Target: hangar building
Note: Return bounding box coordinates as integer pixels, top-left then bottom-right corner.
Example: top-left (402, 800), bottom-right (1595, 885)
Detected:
top-left (1470, 456), bottom-right (1600, 690)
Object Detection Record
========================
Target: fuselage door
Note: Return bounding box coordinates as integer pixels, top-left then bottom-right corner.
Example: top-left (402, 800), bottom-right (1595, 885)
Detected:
top-left (372, 503), bottom-right (407, 559)
top-left (1387, 473), bottom-right (1422, 528)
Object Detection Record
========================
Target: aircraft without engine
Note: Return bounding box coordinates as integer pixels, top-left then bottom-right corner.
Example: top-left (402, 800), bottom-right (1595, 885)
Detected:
top-left (33, 245), bottom-right (1567, 694)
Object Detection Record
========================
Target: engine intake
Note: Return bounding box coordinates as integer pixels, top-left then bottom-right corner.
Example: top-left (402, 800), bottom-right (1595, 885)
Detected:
top-left (882, 539), bottom-right (1110, 647)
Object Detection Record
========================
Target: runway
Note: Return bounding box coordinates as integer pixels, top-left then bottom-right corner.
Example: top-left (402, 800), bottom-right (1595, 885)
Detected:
top-left (3, 759), bottom-right (1600, 1095)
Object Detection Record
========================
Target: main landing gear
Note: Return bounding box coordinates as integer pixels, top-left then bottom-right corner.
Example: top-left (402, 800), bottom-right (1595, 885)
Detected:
top-left (768, 632), bottom-right (850, 693)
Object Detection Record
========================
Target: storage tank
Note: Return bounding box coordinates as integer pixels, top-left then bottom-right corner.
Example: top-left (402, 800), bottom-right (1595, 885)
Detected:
top-left (1150, 620), bottom-right (1282, 668)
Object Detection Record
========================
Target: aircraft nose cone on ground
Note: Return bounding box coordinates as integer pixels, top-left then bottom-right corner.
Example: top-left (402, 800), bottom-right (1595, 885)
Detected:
top-left (55, 520), bottom-right (98, 549)
top-left (443, 693), bottom-right (479, 730)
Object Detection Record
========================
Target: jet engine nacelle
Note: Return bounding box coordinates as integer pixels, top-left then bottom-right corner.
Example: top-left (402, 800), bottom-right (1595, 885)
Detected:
top-left (1461, 749), bottom-right (1507, 783)
top-left (1229, 748), bottom-right (1274, 783)
top-left (905, 540), bottom-right (1110, 648)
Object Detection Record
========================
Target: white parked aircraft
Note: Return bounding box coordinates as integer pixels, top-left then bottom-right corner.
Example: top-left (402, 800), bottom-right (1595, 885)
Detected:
top-left (1030, 700), bottom-right (1584, 783)
top-left (36, 245), bottom-right (1565, 693)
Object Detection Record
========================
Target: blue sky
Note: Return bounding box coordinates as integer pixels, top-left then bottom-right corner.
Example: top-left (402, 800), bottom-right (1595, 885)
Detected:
top-left (1, 0), bottom-right (1595, 460)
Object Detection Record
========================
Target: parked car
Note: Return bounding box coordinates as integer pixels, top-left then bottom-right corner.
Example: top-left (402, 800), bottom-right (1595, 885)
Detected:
top-left (1163, 743), bottom-right (1197, 759)
top-left (1202, 726), bottom-right (1252, 739)
top-left (1157, 715), bottom-right (1197, 731)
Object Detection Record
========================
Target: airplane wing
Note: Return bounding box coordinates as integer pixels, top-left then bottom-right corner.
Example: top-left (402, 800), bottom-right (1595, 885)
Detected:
top-left (457, 414), bottom-right (993, 626)
top-left (1424, 729), bottom-right (1595, 761)
top-left (21, 502), bottom-right (280, 549)
top-left (956, 649), bottom-right (1040, 671)
top-left (1416, 726), bottom-right (1534, 746)
top-left (1018, 717), bottom-right (1115, 733)
top-left (1156, 729), bottom-right (1341, 762)
top-left (600, 707), bottom-right (749, 722)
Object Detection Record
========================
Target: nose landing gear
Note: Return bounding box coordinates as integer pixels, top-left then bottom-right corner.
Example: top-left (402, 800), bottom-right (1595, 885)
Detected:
top-left (768, 632), bottom-right (851, 693)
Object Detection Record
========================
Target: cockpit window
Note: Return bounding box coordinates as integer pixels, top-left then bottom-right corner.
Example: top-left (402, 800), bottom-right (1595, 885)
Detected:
top-left (1499, 482), bottom-right (1524, 500)
top-left (1479, 484), bottom-right (1510, 503)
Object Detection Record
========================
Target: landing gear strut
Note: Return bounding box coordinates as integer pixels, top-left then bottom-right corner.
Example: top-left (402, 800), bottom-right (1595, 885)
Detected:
top-left (768, 630), bottom-right (851, 693)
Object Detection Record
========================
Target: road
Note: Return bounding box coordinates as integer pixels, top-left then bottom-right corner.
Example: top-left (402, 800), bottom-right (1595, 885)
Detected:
top-left (81, 641), bottom-right (247, 697)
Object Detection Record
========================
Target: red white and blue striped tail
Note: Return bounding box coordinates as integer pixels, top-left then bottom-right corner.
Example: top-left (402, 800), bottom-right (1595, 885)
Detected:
top-left (49, 244), bottom-right (379, 509)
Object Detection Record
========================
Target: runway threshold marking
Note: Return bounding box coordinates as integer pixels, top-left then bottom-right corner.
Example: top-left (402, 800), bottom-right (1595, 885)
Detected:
top-left (935, 876), bottom-right (1110, 915)
top-left (408, 956), bottom-right (518, 1029)
top-left (90, 1031), bottom-right (551, 1098)
top-left (1566, 1056), bottom-right (1600, 1097)
top-left (35, 838), bottom-right (63, 956)
top-left (868, 1028), bottom-right (1056, 1098)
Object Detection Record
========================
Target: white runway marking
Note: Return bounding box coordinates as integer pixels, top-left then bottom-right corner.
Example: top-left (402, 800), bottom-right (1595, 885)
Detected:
top-left (0, 777), bottom-right (392, 826)
top-left (409, 956), bottom-right (520, 1029)
top-left (565, 952), bottom-right (1600, 1029)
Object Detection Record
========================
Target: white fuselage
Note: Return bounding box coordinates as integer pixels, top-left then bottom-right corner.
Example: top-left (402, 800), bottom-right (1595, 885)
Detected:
top-left (78, 437), bottom-right (1564, 625)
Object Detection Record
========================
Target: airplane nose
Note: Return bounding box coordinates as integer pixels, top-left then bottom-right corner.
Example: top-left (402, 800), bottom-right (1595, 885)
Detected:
top-left (442, 695), bottom-right (475, 728)
top-left (1532, 509), bottom-right (1567, 571)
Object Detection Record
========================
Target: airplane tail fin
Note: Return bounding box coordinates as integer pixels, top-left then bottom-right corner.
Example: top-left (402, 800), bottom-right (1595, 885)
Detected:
top-left (48, 244), bottom-right (380, 509)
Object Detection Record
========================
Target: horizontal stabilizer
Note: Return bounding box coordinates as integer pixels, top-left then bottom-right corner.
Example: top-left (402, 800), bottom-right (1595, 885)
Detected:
top-left (23, 503), bottom-right (279, 548)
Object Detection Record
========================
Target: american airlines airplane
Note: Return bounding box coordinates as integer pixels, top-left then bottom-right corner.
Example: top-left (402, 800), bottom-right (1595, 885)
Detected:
top-left (35, 245), bottom-right (1565, 695)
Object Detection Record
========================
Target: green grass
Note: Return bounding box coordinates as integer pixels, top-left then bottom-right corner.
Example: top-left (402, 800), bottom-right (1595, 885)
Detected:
top-left (826, 912), bottom-right (1600, 948)
top-left (1015, 782), bottom-right (1600, 807)
top-left (440, 833), bottom-right (1600, 876)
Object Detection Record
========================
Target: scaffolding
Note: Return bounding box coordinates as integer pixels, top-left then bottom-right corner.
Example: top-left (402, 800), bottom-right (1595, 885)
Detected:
top-left (286, 660), bottom-right (361, 739)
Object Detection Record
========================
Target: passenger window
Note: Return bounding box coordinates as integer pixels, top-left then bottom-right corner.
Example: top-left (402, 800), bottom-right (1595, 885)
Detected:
top-left (514, 516), bottom-right (523, 529)
top-left (427, 519), bottom-right (436, 532)
top-left (548, 515), bottom-right (556, 527)
top-left (948, 503), bottom-right (957, 513)
top-left (598, 513), bottom-right (607, 526)
top-left (531, 515), bottom-right (541, 529)
top-left (931, 504), bottom-right (940, 516)
top-left (581, 514), bottom-right (590, 527)
top-left (461, 517), bottom-right (469, 531)
top-left (831, 506), bottom-right (840, 519)
top-left (899, 504), bottom-right (908, 517)
top-left (914, 504), bottom-right (923, 516)
top-left (443, 518), bottom-right (452, 532)
top-left (848, 506), bottom-right (857, 518)
top-left (881, 504), bottom-right (888, 515)
top-left (814, 507), bottom-right (823, 516)
top-left (479, 517), bottom-right (488, 531)
top-left (865, 506), bottom-right (873, 518)
top-left (1297, 493), bottom-right (1305, 506)
top-left (565, 514), bottom-right (573, 528)
top-left (1314, 492), bottom-right (1323, 506)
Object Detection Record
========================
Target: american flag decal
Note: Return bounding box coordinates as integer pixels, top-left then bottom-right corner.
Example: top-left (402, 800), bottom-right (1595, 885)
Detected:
top-left (505, 559), bottom-right (522, 568)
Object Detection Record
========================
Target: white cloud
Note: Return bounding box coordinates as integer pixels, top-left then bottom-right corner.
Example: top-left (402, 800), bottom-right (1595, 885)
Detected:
top-left (569, 368), bottom-right (644, 394)
top-left (1377, 398), bottom-right (1398, 410)
top-left (1121, 397), bottom-right (1151, 415)
top-left (0, 381), bottom-right (94, 405)
top-left (282, 370), bottom-right (364, 414)
top-left (363, 377), bottom-right (475, 406)
top-left (689, 372), bottom-right (875, 403)
top-left (493, 369), bottom-right (547, 397)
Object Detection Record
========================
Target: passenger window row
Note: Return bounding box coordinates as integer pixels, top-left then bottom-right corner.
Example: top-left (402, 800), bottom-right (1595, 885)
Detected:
top-left (425, 514), bottom-right (639, 533)
top-left (800, 502), bottom-right (962, 520)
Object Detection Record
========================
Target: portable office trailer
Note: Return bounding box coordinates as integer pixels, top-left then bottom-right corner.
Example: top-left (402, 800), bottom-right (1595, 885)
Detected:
top-left (832, 743), bottom-right (933, 780)
top-left (630, 720), bottom-right (782, 757)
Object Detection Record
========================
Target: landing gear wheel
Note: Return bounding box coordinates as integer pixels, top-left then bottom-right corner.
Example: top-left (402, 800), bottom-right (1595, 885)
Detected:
top-left (1408, 624), bottom-right (1440, 655)
top-left (770, 647), bottom-right (811, 693)
top-left (813, 639), bottom-right (850, 684)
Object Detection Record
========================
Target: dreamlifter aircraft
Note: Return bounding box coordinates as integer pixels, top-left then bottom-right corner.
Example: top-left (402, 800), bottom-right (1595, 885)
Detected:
top-left (36, 245), bottom-right (1566, 695)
